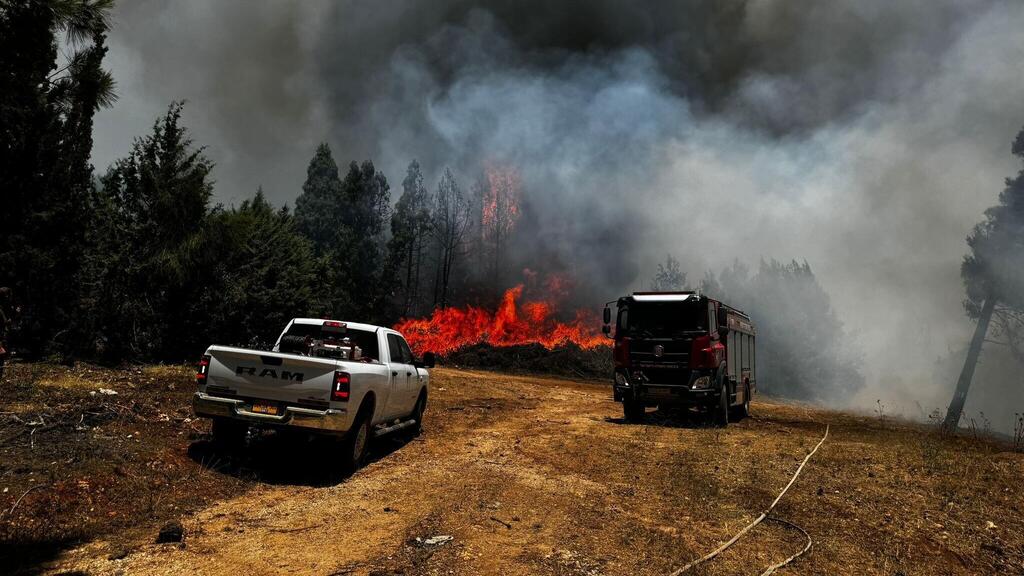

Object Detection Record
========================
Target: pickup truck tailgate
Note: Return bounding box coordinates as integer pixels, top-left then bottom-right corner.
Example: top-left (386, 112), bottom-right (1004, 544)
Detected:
top-left (205, 346), bottom-right (338, 405)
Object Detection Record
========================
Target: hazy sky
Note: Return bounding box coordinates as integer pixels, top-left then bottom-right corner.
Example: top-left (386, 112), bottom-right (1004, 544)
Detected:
top-left (92, 1), bottom-right (1024, 424)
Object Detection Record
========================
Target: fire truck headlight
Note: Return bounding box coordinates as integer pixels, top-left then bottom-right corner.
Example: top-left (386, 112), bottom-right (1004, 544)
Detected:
top-left (691, 376), bottom-right (711, 389)
top-left (615, 372), bottom-right (629, 387)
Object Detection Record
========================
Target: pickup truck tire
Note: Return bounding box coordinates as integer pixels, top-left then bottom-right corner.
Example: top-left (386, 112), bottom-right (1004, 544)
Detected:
top-left (713, 377), bottom-right (730, 428)
top-left (211, 418), bottom-right (247, 448)
top-left (623, 397), bottom-right (645, 423)
top-left (340, 406), bottom-right (372, 474)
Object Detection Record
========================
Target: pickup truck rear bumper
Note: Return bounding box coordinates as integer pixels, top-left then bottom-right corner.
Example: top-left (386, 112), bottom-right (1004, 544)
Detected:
top-left (192, 392), bottom-right (350, 434)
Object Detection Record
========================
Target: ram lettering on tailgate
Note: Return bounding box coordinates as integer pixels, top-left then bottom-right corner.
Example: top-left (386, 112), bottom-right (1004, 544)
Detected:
top-left (235, 366), bottom-right (304, 382)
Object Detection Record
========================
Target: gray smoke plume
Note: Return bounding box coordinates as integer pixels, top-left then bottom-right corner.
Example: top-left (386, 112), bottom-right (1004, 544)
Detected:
top-left (92, 1), bottom-right (1024, 429)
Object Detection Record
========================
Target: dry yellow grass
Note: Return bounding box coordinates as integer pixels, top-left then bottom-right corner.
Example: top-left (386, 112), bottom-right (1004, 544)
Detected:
top-left (4, 366), bottom-right (1021, 575)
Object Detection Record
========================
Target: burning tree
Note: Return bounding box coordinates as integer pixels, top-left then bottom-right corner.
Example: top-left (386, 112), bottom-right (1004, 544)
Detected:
top-left (476, 165), bottom-right (522, 287)
top-left (944, 125), bottom-right (1024, 430)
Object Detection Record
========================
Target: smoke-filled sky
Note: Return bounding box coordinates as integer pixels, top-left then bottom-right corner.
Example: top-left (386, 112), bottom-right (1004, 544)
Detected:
top-left (92, 1), bottom-right (1024, 423)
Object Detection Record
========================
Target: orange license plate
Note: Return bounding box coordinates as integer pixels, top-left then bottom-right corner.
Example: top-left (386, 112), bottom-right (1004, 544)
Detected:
top-left (251, 403), bottom-right (280, 415)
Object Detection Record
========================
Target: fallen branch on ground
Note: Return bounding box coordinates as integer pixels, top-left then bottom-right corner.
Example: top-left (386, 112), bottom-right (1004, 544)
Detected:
top-left (490, 516), bottom-right (512, 529)
top-left (3, 484), bottom-right (47, 519)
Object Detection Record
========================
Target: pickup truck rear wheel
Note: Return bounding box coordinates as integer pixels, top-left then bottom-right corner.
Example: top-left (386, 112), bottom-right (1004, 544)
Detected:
top-left (340, 409), bottom-right (372, 474)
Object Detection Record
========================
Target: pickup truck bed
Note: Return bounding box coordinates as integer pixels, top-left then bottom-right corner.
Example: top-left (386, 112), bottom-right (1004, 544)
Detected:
top-left (192, 318), bottom-right (434, 472)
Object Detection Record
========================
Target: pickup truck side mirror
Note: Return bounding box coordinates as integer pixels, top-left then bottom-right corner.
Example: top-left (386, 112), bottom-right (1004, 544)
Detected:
top-left (419, 351), bottom-right (436, 368)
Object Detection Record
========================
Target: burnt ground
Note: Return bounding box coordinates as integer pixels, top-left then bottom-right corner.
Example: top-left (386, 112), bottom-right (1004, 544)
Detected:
top-left (1, 364), bottom-right (1023, 575)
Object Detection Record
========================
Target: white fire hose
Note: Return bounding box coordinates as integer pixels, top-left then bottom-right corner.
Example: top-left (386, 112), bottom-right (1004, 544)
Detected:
top-left (668, 423), bottom-right (830, 576)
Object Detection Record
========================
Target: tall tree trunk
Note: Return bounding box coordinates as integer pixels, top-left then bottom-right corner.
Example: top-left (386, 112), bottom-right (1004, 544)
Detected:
top-left (403, 241), bottom-right (414, 316)
top-left (943, 297), bottom-right (996, 431)
top-left (440, 239), bottom-right (453, 308)
top-left (411, 236), bottom-right (423, 316)
top-left (432, 238), bottom-right (444, 307)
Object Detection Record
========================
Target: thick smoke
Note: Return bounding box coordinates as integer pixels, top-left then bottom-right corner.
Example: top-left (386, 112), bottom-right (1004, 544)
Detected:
top-left (92, 1), bottom-right (1024, 429)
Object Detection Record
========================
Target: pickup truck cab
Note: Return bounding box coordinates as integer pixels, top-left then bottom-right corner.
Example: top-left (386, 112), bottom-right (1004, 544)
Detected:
top-left (193, 318), bottom-right (435, 472)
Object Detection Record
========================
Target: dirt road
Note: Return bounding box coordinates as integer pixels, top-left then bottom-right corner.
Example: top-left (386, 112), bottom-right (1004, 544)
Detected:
top-left (38, 368), bottom-right (1024, 575)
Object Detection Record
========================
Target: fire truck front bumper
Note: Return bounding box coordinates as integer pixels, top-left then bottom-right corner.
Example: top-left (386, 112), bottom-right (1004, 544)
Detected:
top-left (614, 369), bottom-right (719, 406)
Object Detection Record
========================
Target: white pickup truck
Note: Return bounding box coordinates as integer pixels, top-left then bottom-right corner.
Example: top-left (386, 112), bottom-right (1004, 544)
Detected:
top-left (192, 318), bottom-right (435, 472)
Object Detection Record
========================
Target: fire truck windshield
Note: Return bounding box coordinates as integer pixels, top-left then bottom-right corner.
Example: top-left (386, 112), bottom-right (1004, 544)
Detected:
top-left (618, 301), bottom-right (707, 338)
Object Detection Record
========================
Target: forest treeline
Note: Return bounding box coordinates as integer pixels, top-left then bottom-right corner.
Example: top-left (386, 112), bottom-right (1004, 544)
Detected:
top-left (4, 97), bottom-right (511, 362)
top-left (3, 0), bottom-right (1022, 418)
top-left (0, 1), bottom-right (519, 362)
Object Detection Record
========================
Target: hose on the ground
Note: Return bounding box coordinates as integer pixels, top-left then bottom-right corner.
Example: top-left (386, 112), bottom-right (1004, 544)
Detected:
top-left (667, 423), bottom-right (829, 576)
top-left (760, 516), bottom-right (813, 576)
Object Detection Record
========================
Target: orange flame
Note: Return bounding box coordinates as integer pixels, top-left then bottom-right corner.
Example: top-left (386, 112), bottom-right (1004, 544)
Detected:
top-left (394, 285), bottom-right (606, 355)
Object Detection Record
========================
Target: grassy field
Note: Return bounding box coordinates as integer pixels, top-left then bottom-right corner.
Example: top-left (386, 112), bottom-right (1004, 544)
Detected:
top-left (1, 364), bottom-right (1022, 575)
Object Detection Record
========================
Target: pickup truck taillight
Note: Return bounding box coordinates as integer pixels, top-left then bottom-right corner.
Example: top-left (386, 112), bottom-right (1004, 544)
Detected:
top-left (196, 354), bottom-right (211, 385)
top-left (613, 338), bottom-right (630, 368)
top-left (332, 371), bottom-right (350, 402)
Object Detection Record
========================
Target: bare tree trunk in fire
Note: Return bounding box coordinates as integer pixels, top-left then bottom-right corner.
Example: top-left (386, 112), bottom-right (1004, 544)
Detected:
top-left (480, 167), bottom-right (520, 290)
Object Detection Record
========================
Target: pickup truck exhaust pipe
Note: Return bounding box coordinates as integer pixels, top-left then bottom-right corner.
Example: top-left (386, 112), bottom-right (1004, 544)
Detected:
top-left (373, 419), bottom-right (417, 438)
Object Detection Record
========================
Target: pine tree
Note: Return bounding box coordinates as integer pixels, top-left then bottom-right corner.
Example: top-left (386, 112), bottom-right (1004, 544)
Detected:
top-left (945, 125), bottom-right (1024, 430)
top-left (387, 160), bottom-right (433, 317)
top-left (193, 189), bottom-right (323, 350)
top-left (0, 0), bottom-right (116, 356)
top-left (294, 146), bottom-right (390, 321)
top-left (650, 255), bottom-right (687, 291)
top-left (338, 160), bottom-right (390, 319)
top-left (294, 143), bottom-right (344, 254)
top-left (84, 103), bottom-right (214, 359)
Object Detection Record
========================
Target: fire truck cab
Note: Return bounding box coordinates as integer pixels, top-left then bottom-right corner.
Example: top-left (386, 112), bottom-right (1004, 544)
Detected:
top-left (602, 292), bottom-right (756, 427)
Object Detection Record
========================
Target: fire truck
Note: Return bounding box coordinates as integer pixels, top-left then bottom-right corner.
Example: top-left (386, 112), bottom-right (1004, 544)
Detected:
top-left (602, 292), bottom-right (756, 427)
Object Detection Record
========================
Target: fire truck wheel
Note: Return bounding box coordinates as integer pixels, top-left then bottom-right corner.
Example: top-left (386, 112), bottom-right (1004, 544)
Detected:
top-left (623, 398), bottom-right (645, 422)
top-left (713, 379), bottom-right (730, 428)
top-left (730, 382), bottom-right (751, 421)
